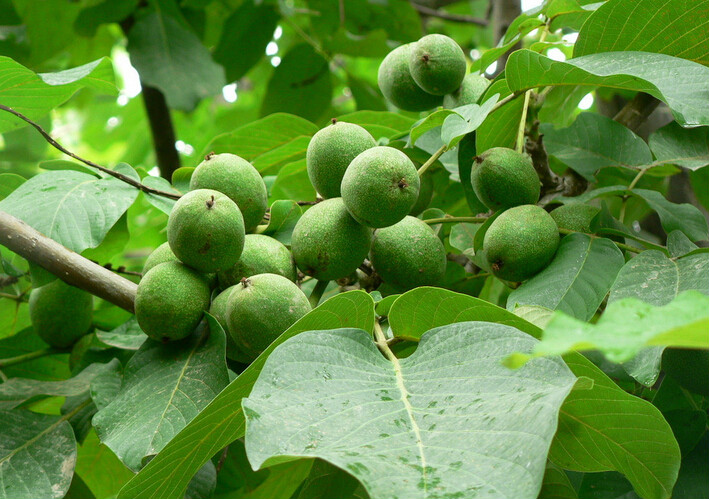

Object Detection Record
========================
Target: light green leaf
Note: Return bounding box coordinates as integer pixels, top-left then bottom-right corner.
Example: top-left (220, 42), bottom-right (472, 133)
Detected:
top-left (475, 79), bottom-right (525, 152)
top-left (409, 109), bottom-right (457, 147)
top-left (448, 223), bottom-right (479, 253)
top-left (269, 159), bottom-right (316, 203)
top-left (0, 56), bottom-right (116, 132)
top-left (541, 113), bottom-right (652, 180)
top-left (440, 95), bottom-right (500, 148)
top-left (574, 0), bottom-right (709, 66)
top-left (335, 110), bottom-right (416, 132)
top-left (93, 323), bottom-right (229, 471)
top-left (75, 430), bottom-right (134, 499)
top-left (649, 122), bottom-right (709, 171)
top-left (96, 317), bottom-right (148, 350)
top-left (389, 286), bottom-right (541, 341)
top-left (127, 11), bottom-right (225, 111)
top-left (507, 234), bottom-right (625, 321)
top-left (0, 168), bottom-right (139, 253)
top-left (506, 50), bottom-right (709, 126)
top-left (244, 324), bottom-right (576, 499)
top-left (0, 409), bottom-right (77, 499)
top-left (171, 167), bottom-right (194, 194)
top-left (117, 291), bottom-right (375, 499)
top-left (260, 200), bottom-right (303, 245)
top-left (631, 188), bottom-right (709, 241)
top-left (252, 136), bottom-right (312, 175)
top-left (0, 173), bottom-right (25, 200)
top-left (142, 176), bottom-right (181, 215)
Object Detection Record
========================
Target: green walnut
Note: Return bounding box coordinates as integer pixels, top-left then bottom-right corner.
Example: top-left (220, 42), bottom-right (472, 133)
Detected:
top-left (226, 273), bottom-right (311, 360)
top-left (550, 204), bottom-right (600, 233)
top-left (167, 189), bottom-right (245, 273)
top-left (143, 241), bottom-right (178, 274)
top-left (370, 216), bottom-right (447, 291)
top-left (443, 73), bottom-right (490, 108)
top-left (378, 43), bottom-right (443, 112)
top-left (189, 153), bottom-right (268, 232)
top-left (484, 205), bottom-right (559, 282)
top-left (209, 285), bottom-right (250, 363)
top-left (471, 147), bottom-right (540, 211)
top-left (341, 146), bottom-right (420, 228)
top-left (29, 279), bottom-right (93, 348)
top-left (218, 234), bottom-right (297, 288)
top-left (307, 120), bottom-right (376, 199)
top-left (409, 34), bottom-right (466, 96)
top-left (291, 198), bottom-right (371, 281)
top-left (409, 171), bottom-right (434, 216)
top-left (135, 261), bottom-right (211, 341)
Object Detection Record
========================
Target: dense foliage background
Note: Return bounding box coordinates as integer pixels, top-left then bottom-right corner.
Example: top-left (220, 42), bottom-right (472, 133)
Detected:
top-left (0, 0), bottom-right (708, 498)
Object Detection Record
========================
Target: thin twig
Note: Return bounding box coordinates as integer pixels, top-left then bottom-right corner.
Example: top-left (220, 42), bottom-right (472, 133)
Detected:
top-left (515, 90), bottom-right (532, 153)
top-left (0, 104), bottom-right (180, 200)
top-left (412, 3), bottom-right (488, 26)
top-left (95, 262), bottom-right (143, 278)
top-left (418, 145), bottom-right (447, 177)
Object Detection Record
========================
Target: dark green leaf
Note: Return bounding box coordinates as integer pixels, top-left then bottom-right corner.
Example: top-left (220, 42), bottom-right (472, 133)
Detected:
top-left (631, 188), bottom-right (709, 241)
top-left (648, 122), bottom-right (709, 171)
top-left (96, 317), bottom-right (147, 350)
top-left (475, 79), bottom-right (524, 152)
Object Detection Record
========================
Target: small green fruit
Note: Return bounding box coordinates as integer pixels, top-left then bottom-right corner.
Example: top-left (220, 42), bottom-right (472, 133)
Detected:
top-left (341, 146), bottom-right (420, 228)
top-left (378, 44), bottom-right (443, 112)
top-left (471, 147), bottom-right (540, 211)
top-left (409, 171), bottom-right (434, 216)
top-left (29, 279), bottom-right (93, 348)
top-left (226, 273), bottom-right (311, 360)
top-left (443, 73), bottom-right (490, 108)
top-left (209, 285), bottom-right (250, 363)
top-left (218, 234), bottom-right (297, 288)
top-left (167, 189), bottom-right (245, 273)
top-left (409, 34), bottom-right (466, 96)
top-left (291, 198), bottom-right (371, 281)
top-left (484, 205), bottom-right (559, 282)
top-left (143, 241), bottom-right (178, 274)
top-left (370, 216), bottom-right (447, 291)
top-left (189, 153), bottom-right (268, 232)
top-left (550, 204), bottom-right (600, 233)
top-left (135, 261), bottom-right (211, 341)
top-left (307, 121), bottom-right (376, 199)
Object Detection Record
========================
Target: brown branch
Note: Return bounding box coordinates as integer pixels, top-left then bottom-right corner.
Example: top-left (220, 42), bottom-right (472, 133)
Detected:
top-left (411, 2), bottom-right (488, 25)
top-left (0, 211), bottom-right (137, 313)
top-left (613, 92), bottom-right (661, 132)
top-left (0, 104), bottom-right (180, 200)
top-left (141, 84), bottom-right (181, 180)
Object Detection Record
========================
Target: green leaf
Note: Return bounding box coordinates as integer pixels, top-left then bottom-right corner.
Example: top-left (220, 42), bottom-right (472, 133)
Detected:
top-left (0, 56), bottom-right (116, 132)
top-left (260, 200), bottom-right (303, 245)
top-left (631, 188), bottom-right (709, 241)
top-left (244, 324), bottom-right (576, 499)
top-left (291, 459), bottom-right (362, 499)
top-left (448, 223), bottom-right (480, 252)
top-left (261, 44), bottom-right (332, 122)
top-left (550, 353), bottom-right (681, 499)
top-left (252, 136), bottom-right (312, 175)
top-left (171, 167), bottom-right (194, 194)
top-left (648, 122), bottom-right (709, 171)
top-left (574, 0), bottom-right (709, 66)
top-left (0, 168), bottom-right (139, 253)
top-left (440, 95), bottom-right (500, 148)
top-left (0, 327), bottom-right (69, 381)
top-left (127, 11), bottom-right (225, 111)
top-left (93, 322), bottom-right (229, 471)
top-left (0, 360), bottom-right (118, 410)
top-left (0, 173), bottom-right (25, 200)
top-left (142, 176), bottom-right (181, 215)
top-left (388, 287), bottom-right (541, 341)
top-left (506, 50), bottom-right (709, 126)
top-left (475, 79), bottom-right (524, 152)
top-left (0, 409), bottom-right (77, 499)
top-left (117, 290), bottom-right (375, 499)
top-left (673, 433), bottom-right (709, 499)
top-left (541, 113), bottom-right (653, 180)
top-left (74, 0), bottom-right (138, 37)
top-left (325, 28), bottom-right (390, 58)
top-left (538, 462), bottom-right (577, 499)
top-left (269, 159), bottom-right (317, 203)
top-left (409, 109), bottom-right (456, 147)
top-left (213, 2), bottom-right (279, 82)
top-left (538, 85), bottom-right (592, 127)
top-left (336, 111), bottom-right (416, 132)
top-left (507, 234), bottom-right (625, 321)
top-left (530, 291), bottom-right (709, 362)
top-left (75, 430), bottom-right (134, 499)
top-left (96, 317), bottom-right (148, 350)
top-left (456, 133), bottom-right (488, 215)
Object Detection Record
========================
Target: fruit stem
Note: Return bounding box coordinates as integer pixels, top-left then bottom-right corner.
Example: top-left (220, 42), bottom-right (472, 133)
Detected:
top-left (309, 279), bottom-right (329, 308)
top-left (417, 144), bottom-right (447, 177)
top-left (0, 348), bottom-right (57, 369)
top-left (559, 228), bottom-right (642, 253)
top-left (424, 216), bottom-right (488, 224)
top-left (515, 90), bottom-right (532, 154)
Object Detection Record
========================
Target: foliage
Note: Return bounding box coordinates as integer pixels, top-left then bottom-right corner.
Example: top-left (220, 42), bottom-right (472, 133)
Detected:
top-left (0, 1), bottom-right (707, 499)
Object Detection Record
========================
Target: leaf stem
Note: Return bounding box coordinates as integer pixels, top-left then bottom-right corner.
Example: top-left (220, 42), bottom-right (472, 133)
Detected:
top-left (309, 279), bottom-right (329, 308)
top-left (515, 90), bottom-right (532, 153)
top-left (424, 216), bottom-right (488, 224)
top-left (0, 348), bottom-right (57, 369)
top-left (559, 228), bottom-right (642, 253)
top-left (489, 92), bottom-right (521, 113)
top-left (418, 144), bottom-right (447, 177)
top-left (0, 104), bottom-right (180, 200)
top-left (373, 321), bottom-right (397, 362)
top-left (619, 168), bottom-right (649, 223)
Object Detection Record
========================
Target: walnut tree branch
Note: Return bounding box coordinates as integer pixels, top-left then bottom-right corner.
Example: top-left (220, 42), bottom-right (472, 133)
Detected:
top-left (613, 92), bottom-right (661, 132)
top-left (411, 2), bottom-right (488, 25)
top-left (0, 211), bottom-right (137, 313)
top-left (0, 104), bottom-right (180, 200)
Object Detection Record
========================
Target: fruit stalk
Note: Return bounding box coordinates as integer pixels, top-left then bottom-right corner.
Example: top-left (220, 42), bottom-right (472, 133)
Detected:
top-left (0, 348), bottom-right (56, 369)
top-left (417, 144), bottom-right (447, 177)
top-left (0, 210), bottom-right (138, 312)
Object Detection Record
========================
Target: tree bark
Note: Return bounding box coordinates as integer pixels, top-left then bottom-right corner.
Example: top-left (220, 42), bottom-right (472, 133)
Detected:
top-left (0, 211), bottom-right (137, 313)
top-left (491, 0), bottom-right (521, 76)
top-left (141, 84), bottom-right (181, 180)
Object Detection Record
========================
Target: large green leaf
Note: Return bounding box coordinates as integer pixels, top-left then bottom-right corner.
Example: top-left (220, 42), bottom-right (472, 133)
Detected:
top-left (0, 56), bottom-right (116, 132)
top-left (632, 189), bottom-right (709, 241)
top-left (259, 200), bottom-right (303, 246)
top-left (648, 122), bottom-right (709, 171)
top-left (261, 44), bottom-right (332, 122)
top-left (0, 409), bottom-right (77, 499)
top-left (507, 234), bottom-right (625, 321)
top-left (75, 430), bottom-right (134, 499)
top-left (541, 113), bottom-right (653, 180)
top-left (538, 462), bottom-right (577, 499)
top-left (506, 50), bottom-right (709, 126)
top-left (388, 286), bottom-right (541, 341)
top-left (574, 0), bottom-right (709, 66)
top-left (0, 168), bottom-right (140, 253)
top-left (117, 290), bottom-right (375, 499)
top-left (127, 11), bottom-right (225, 111)
top-left (244, 324), bottom-right (576, 499)
top-left (440, 95), bottom-right (500, 148)
top-left (93, 323), bottom-right (229, 471)
top-left (475, 79), bottom-right (525, 152)
top-left (551, 354), bottom-right (681, 499)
